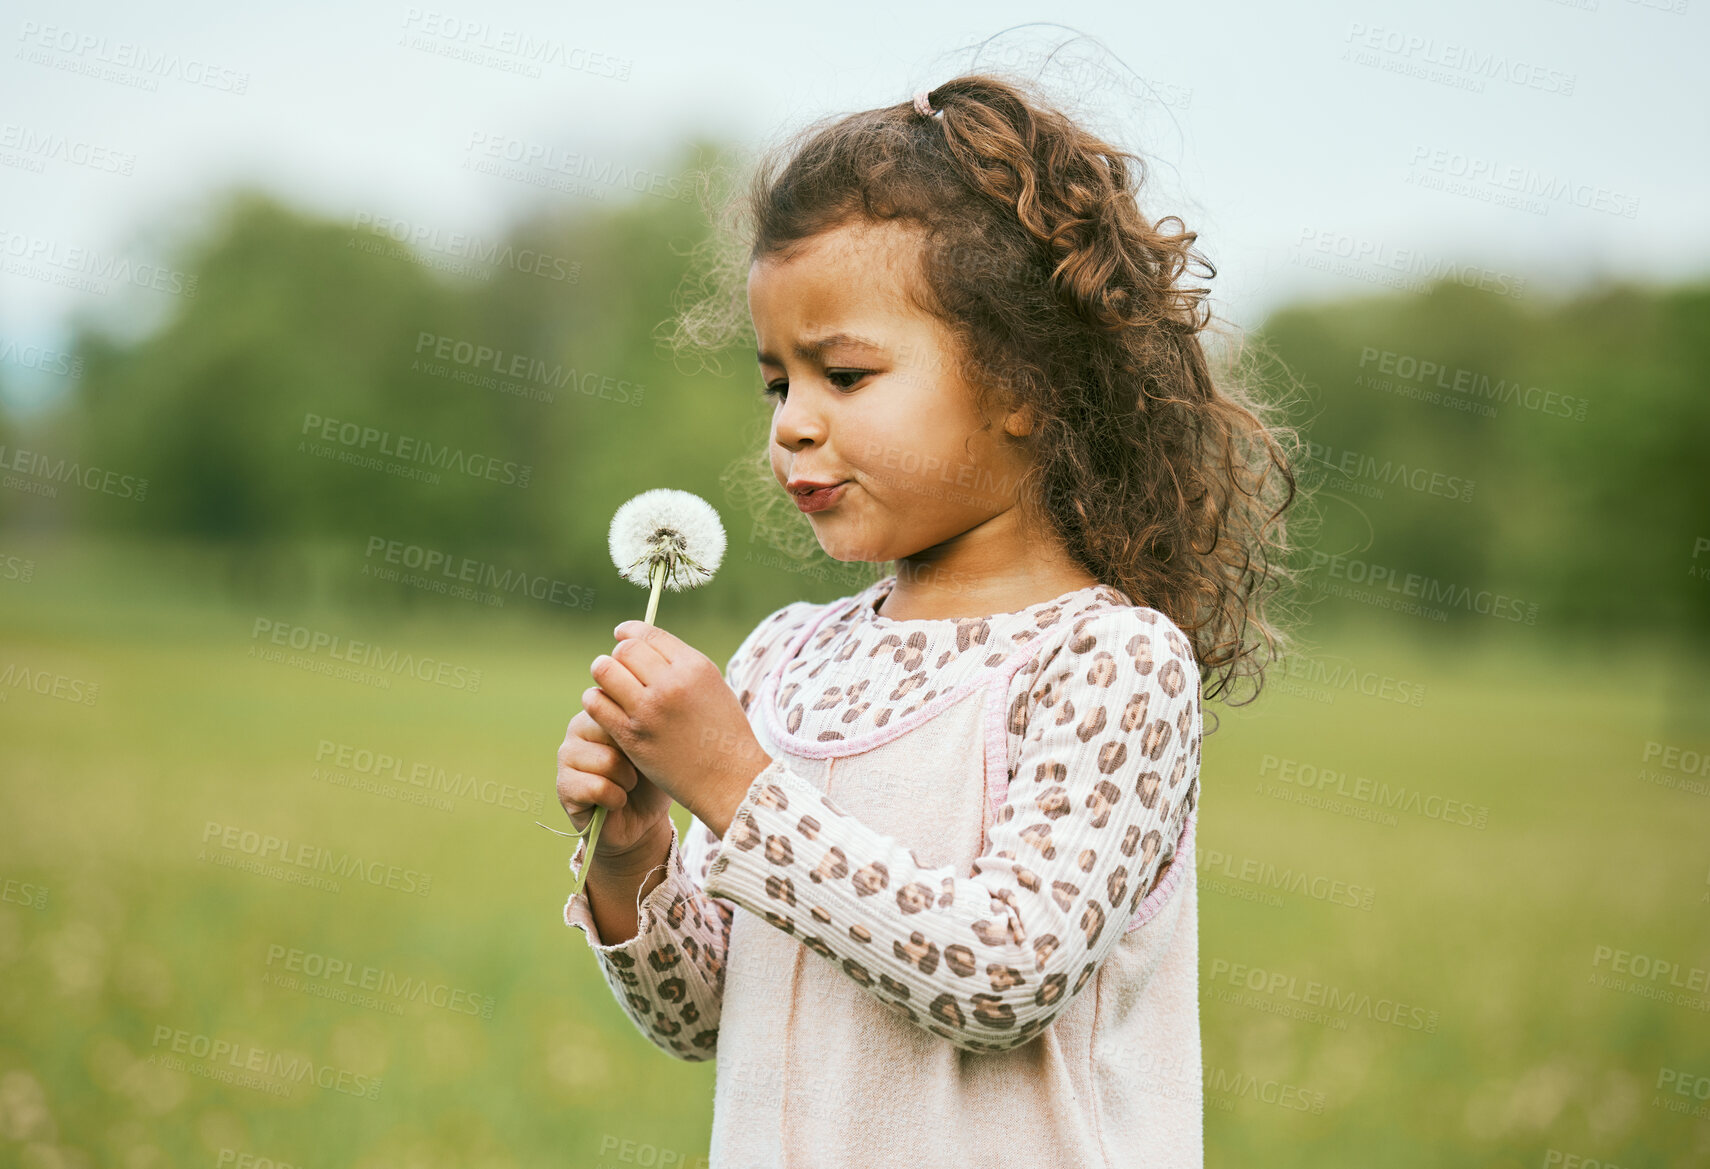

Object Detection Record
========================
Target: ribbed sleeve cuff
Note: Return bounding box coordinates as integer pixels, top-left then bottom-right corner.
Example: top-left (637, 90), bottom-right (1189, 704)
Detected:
top-left (561, 818), bottom-right (688, 954)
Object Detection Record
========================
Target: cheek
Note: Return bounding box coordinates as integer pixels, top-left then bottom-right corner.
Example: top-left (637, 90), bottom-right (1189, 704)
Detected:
top-left (861, 416), bottom-right (954, 483)
top-left (837, 417), bottom-right (884, 475)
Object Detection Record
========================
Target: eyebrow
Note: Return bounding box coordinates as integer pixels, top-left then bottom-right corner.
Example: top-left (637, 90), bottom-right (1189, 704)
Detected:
top-left (755, 332), bottom-right (887, 365)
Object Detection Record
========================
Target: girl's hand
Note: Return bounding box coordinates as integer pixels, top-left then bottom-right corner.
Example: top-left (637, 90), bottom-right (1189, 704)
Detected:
top-left (582, 621), bottom-right (773, 838)
top-left (556, 709), bottom-right (673, 860)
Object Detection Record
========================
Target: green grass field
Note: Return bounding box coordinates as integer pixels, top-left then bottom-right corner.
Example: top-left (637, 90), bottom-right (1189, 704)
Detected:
top-left (2, 533), bottom-right (1706, 1168)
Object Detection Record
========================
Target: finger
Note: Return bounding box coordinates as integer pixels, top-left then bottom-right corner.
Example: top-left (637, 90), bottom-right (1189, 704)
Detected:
top-left (582, 683), bottom-right (635, 743)
top-left (613, 620), bottom-right (679, 664)
top-left (614, 755), bottom-right (641, 792)
top-left (609, 633), bottom-right (671, 686)
top-left (568, 717), bottom-right (643, 788)
top-left (557, 769), bottom-right (628, 828)
top-left (587, 653), bottom-right (643, 713)
top-left (569, 710), bottom-right (614, 746)
top-left (559, 736), bottom-right (637, 791)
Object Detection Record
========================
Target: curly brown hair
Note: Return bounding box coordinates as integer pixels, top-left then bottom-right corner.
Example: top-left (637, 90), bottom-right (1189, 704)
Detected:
top-left (667, 72), bottom-right (1311, 706)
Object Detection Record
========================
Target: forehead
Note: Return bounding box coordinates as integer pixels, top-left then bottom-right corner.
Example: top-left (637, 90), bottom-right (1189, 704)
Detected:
top-left (748, 219), bottom-right (929, 320)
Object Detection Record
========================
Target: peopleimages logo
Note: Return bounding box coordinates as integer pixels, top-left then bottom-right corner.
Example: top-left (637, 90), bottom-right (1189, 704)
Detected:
top-left (0, 660), bottom-right (100, 706)
top-left (0, 336), bottom-right (84, 377)
top-left (299, 412), bottom-right (532, 488)
top-left (0, 443), bottom-right (148, 500)
top-left (1589, 944), bottom-right (1710, 1007)
top-left (1405, 143), bottom-right (1640, 220)
top-left (0, 122), bottom-right (137, 175)
top-left (462, 132), bottom-right (694, 203)
top-left (398, 8), bottom-right (633, 81)
top-left (349, 212), bottom-right (580, 283)
top-left (1305, 551), bottom-right (1539, 624)
top-left (1196, 847), bottom-right (1376, 911)
top-left (1276, 653), bottom-right (1427, 707)
top-left (1305, 440), bottom-right (1475, 503)
top-left (150, 1025), bottom-right (380, 1099)
top-left (1258, 754), bottom-right (1489, 829)
top-left (1355, 346), bottom-right (1589, 421)
top-left (249, 617), bottom-right (482, 692)
top-left (1642, 739), bottom-right (1710, 778)
top-left (1207, 957), bottom-right (1439, 1033)
top-left (363, 535), bottom-right (595, 611)
top-left (200, 820), bottom-right (432, 895)
top-left (314, 737), bottom-right (544, 815)
top-left (15, 21), bottom-right (252, 94)
top-left (264, 943), bottom-right (495, 1019)
top-left (0, 228), bottom-right (198, 297)
top-left (1340, 22), bottom-right (1577, 96)
top-left (411, 331), bottom-right (644, 406)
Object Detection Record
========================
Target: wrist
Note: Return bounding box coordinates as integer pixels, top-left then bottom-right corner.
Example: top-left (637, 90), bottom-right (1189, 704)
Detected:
top-left (592, 816), bottom-right (673, 877)
top-left (700, 746), bottom-right (774, 840)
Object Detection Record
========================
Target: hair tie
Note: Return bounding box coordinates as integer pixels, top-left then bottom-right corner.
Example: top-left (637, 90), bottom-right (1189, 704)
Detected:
top-left (912, 90), bottom-right (940, 118)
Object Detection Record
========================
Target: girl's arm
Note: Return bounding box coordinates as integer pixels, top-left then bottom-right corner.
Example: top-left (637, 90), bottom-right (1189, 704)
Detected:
top-left (578, 818), bottom-right (673, 946)
top-left (562, 810), bottom-right (732, 1062)
top-left (700, 607), bottom-right (1203, 1054)
top-left (560, 599), bottom-right (820, 1062)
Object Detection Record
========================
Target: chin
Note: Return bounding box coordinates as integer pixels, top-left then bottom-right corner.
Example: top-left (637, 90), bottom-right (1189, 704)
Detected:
top-left (811, 529), bottom-right (880, 564)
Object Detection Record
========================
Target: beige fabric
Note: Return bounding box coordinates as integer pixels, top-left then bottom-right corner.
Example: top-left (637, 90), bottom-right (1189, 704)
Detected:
top-left (702, 623), bottom-right (1203, 1167)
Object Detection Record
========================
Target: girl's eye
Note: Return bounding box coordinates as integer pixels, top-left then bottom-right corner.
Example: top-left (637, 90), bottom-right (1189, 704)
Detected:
top-left (760, 371), bottom-right (871, 401)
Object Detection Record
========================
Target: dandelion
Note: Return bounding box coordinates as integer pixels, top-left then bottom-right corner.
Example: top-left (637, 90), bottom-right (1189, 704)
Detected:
top-left (541, 489), bottom-right (727, 895)
top-left (607, 487), bottom-right (727, 613)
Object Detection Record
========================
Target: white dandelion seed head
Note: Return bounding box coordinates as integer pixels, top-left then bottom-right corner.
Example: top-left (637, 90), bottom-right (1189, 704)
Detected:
top-left (608, 488), bottom-right (727, 591)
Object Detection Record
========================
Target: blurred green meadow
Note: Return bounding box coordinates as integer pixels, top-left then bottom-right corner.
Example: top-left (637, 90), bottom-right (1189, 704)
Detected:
top-left (2, 165), bottom-right (1708, 1167)
top-left (2, 530), bottom-right (1706, 1167)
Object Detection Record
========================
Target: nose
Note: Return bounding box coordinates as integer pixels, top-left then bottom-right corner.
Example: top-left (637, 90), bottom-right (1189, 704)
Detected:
top-left (773, 386), bottom-right (826, 451)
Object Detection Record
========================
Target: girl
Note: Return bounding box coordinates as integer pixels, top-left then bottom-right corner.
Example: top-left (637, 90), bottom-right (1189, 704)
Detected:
top-left (557, 73), bottom-right (1301, 1168)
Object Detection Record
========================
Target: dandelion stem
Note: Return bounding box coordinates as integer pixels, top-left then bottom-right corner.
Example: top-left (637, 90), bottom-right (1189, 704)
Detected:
top-left (572, 558), bottom-right (669, 895)
top-left (643, 557), bottom-right (664, 626)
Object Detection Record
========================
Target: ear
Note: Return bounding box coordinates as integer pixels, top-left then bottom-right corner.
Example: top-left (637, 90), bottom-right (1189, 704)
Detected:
top-left (1003, 403), bottom-right (1036, 438)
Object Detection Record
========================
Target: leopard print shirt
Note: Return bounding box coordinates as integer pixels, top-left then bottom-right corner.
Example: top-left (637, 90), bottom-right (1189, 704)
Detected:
top-left (562, 574), bottom-right (1203, 1060)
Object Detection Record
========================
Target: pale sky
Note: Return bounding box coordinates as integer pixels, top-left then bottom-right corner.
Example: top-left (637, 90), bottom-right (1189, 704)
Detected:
top-left (2, 0), bottom-right (1704, 414)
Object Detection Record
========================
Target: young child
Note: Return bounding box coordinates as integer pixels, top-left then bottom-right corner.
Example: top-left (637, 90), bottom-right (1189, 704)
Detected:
top-left (557, 73), bottom-right (1300, 1169)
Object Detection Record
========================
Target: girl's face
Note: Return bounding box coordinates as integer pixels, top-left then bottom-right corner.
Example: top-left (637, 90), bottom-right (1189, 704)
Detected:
top-left (748, 218), bottom-right (1034, 567)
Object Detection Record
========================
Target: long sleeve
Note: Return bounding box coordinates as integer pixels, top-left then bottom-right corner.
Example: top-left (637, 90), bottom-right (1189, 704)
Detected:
top-left (701, 608), bottom-right (1203, 1054)
top-left (561, 811), bottom-right (732, 1061)
top-left (559, 598), bottom-right (821, 1061)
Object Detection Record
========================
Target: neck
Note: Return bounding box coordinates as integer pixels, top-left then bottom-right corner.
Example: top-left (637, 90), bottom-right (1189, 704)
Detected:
top-left (877, 552), bottom-right (1100, 622)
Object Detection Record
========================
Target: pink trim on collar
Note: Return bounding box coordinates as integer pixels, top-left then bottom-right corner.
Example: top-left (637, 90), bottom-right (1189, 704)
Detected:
top-left (758, 592), bottom-right (1051, 760)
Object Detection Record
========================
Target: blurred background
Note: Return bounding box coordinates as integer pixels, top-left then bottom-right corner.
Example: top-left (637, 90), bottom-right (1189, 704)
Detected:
top-left (2, 2), bottom-right (1707, 1166)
